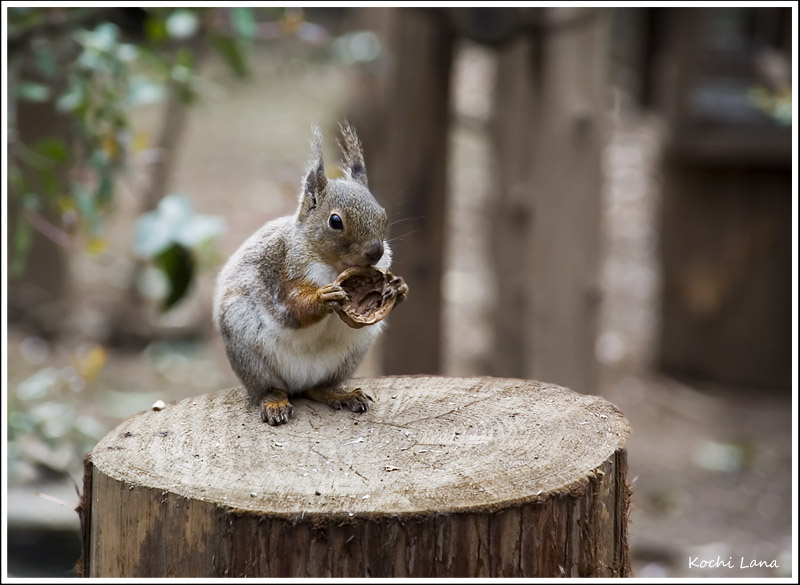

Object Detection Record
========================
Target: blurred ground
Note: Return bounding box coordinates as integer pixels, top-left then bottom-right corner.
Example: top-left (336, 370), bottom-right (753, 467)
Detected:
top-left (6, 35), bottom-right (794, 578)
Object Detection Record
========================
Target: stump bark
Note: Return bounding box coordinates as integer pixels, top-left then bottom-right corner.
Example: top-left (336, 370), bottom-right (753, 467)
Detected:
top-left (79, 376), bottom-right (632, 577)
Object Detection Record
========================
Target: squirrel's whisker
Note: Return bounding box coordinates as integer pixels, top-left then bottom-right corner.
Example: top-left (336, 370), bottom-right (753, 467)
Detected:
top-left (387, 228), bottom-right (423, 243)
top-left (388, 216), bottom-right (424, 228)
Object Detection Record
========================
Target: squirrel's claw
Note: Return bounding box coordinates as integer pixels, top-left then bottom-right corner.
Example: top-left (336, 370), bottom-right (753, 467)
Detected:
top-left (390, 277), bottom-right (409, 304)
top-left (261, 398), bottom-right (294, 426)
top-left (305, 386), bottom-right (371, 413)
top-left (341, 391), bottom-right (371, 413)
top-left (318, 283), bottom-right (348, 307)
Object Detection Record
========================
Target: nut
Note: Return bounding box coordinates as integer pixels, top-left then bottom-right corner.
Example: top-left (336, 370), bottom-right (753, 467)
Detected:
top-left (332, 266), bottom-right (408, 329)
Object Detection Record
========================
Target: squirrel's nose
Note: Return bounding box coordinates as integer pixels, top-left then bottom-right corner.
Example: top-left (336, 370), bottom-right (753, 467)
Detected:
top-left (364, 242), bottom-right (384, 265)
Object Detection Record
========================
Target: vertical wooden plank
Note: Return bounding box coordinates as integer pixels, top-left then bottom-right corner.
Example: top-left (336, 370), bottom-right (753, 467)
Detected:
top-left (362, 8), bottom-right (453, 375)
top-left (88, 465), bottom-right (104, 577)
top-left (409, 516), bottom-right (438, 577)
top-left (488, 506), bottom-right (523, 576)
top-left (164, 495), bottom-right (230, 577)
top-left (519, 503), bottom-right (539, 576)
top-left (614, 449), bottom-right (633, 577)
top-left (525, 8), bottom-right (608, 394)
top-left (306, 522), bottom-right (333, 578)
top-left (652, 8), bottom-right (705, 126)
top-left (532, 497), bottom-right (570, 577)
top-left (75, 455), bottom-right (94, 578)
top-left (489, 34), bottom-right (538, 378)
top-left (328, 522), bottom-right (365, 577)
top-left (489, 8), bottom-right (608, 394)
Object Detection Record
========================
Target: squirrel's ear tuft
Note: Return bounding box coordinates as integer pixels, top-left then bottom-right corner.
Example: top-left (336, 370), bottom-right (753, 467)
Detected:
top-left (301, 125), bottom-right (327, 213)
top-left (337, 120), bottom-right (368, 188)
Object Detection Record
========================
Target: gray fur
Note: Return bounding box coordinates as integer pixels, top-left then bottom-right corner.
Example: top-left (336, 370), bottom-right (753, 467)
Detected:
top-left (213, 124), bottom-right (392, 403)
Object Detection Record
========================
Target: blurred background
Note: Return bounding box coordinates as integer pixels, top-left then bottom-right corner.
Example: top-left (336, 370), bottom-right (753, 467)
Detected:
top-left (4, 6), bottom-right (794, 578)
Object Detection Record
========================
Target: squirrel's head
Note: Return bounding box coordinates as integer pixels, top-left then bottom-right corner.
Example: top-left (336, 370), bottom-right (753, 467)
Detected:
top-left (296, 123), bottom-right (388, 273)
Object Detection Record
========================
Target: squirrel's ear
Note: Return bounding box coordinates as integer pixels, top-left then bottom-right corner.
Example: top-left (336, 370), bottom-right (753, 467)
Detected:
top-left (337, 120), bottom-right (368, 188)
top-left (300, 125), bottom-right (327, 215)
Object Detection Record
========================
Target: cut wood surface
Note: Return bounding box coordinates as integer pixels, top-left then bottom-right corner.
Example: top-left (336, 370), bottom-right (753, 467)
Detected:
top-left (82, 376), bottom-right (632, 577)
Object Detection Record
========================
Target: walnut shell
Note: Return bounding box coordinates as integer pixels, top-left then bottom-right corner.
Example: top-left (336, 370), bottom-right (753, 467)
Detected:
top-left (333, 266), bottom-right (408, 329)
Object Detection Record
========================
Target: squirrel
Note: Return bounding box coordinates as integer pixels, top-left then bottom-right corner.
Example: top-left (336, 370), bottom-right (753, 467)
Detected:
top-left (213, 122), bottom-right (406, 426)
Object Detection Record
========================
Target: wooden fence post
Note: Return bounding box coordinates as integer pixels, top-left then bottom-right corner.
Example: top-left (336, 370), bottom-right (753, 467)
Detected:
top-left (79, 377), bottom-right (631, 577)
top-left (350, 8), bottom-right (454, 376)
top-left (490, 8), bottom-right (609, 395)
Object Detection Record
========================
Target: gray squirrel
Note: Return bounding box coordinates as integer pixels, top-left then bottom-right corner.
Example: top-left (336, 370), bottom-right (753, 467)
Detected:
top-left (213, 122), bottom-right (406, 425)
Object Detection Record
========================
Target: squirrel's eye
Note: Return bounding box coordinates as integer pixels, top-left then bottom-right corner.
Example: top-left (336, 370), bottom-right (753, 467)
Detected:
top-left (329, 214), bottom-right (344, 230)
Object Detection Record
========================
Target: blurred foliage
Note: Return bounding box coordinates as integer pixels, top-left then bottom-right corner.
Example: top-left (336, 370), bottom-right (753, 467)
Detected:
top-left (747, 86), bottom-right (792, 126)
top-left (6, 8), bottom-right (338, 485)
top-left (8, 342), bottom-right (110, 481)
top-left (7, 6), bottom-right (258, 309)
top-left (133, 194), bottom-right (225, 310)
top-left (7, 334), bottom-right (232, 484)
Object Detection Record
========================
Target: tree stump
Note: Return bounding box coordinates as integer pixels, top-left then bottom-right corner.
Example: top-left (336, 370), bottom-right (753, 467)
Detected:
top-left (79, 376), bottom-right (632, 577)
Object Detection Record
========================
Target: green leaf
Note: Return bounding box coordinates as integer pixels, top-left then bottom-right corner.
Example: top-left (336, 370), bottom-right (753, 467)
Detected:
top-left (17, 81), bottom-right (51, 102)
top-left (231, 8), bottom-right (257, 41)
top-left (133, 210), bottom-right (173, 258)
top-left (56, 78), bottom-right (85, 112)
top-left (22, 192), bottom-right (41, 211)
top-left (76, 22), bottom-right (119, 52)
top-left (72, 183), bottom-right (99, 234)
top-left (158, 193), bottom-right (193, 224)
top-left (38, 169), bottom-right (60, 199)
top-left (132, 194), bottom-right (224, 259)
top-left (145, 14), bottom-right (168, 43)
top-left (116, 43), bottom-right (138, 62)
top-left (8, 164), bottom-right (27, 193)
top-left (176, 214), bottom-right (226, 248)
top-left (33, 46), bottom-right (59, 80)
top-left (175, 45), bottom-right (194, 69)
top-left (137, 46), bottom-right (171, 76)
top-left (89, 149), bottom-right (110, 170)
top-left (96, 171), bottom-right (113, 208)
top-left (127, 74), bottom-right (166, 106)
top-left (154, 243), bottom-right (195, 311)
top-left (209, 34), bottom-right (249, 78)
top-left (166, 9), bottom-right (199, 40)
top-left (32, 137), bottom-right (68, 163)
top-left (75, 48), bottom-right (103, 72)
top-left (133, 194), bottom-right (192, 258)
top-left (171, 47), bottom-right (198, 103)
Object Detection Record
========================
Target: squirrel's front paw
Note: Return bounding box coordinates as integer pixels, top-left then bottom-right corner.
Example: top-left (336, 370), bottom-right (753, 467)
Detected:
top-left (318, 283), bottom-right (347, 309)
top-left (389, 276), bottom-right (409, 304)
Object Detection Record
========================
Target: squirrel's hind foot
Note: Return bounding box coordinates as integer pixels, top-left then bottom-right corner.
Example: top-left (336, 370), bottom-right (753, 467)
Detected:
top-left (305, 386), bottom-right (373, 413)
top-left (261, 390), bottom-right (294, 426)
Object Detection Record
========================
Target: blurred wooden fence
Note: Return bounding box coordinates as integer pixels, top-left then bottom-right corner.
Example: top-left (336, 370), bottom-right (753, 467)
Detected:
top-left (644, 8), bottom-right (792, 389)
top-left (350, 7), bottom-right (608, 395)
top-left (349, 6), bottom-right (791, 392)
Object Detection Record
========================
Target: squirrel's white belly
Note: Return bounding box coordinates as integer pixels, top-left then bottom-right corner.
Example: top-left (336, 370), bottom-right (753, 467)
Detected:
top-left (272, 313), bottom-right (382, 392)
